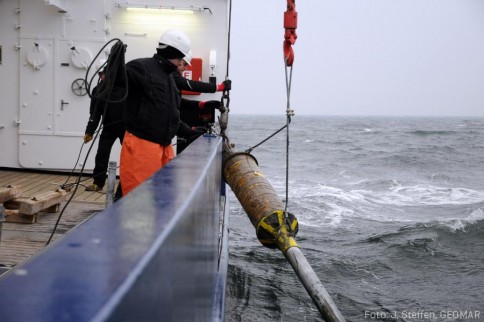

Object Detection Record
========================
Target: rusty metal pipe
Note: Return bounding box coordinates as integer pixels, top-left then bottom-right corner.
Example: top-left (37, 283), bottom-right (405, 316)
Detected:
top-left (224, 152), bottom-right (284, 227)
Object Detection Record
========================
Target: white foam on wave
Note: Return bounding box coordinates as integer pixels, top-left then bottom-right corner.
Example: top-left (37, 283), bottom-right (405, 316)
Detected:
top-left (289, 184), bottom-right (394, 226)
top-left (439, 208), bottom-right (484, 232)
top-left (364, 184), bottom-right (484, 206)
top-left (286, 182), bottom-right (484, 228)
top-left (296, 200), bottom-right (353, 227)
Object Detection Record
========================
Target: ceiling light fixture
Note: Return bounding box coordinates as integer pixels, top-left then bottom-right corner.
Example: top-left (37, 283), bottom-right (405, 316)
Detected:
top-left (115, 2), bottom-right (212, 14)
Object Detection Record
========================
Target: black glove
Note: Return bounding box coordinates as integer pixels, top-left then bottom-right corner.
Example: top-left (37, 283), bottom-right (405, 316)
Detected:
top-left (222, 79), bottom-right (231, 91)
top-left (216, 79), bottom-right (231, 91)
top-left (202, 100), bottom-right (221, 110)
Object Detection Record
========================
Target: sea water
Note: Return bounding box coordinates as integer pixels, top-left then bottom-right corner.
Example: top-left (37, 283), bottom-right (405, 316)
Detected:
top-left (224, 115), bottom-right (484, 322)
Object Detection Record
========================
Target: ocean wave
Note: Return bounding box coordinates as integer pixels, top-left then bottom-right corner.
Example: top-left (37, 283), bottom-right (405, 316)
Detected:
top-left (363, 218), bottom-right (484, 266)
top-left (437, 207), bottom-right (484, 232)
top-left (410, 130), bottom-right (457, 136)
top-left (368, 210), bottom-right (484, 244)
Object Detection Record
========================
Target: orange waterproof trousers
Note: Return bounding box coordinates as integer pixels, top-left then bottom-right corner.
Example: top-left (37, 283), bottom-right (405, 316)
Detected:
top-left (120, 131), bottom-right (175, 195)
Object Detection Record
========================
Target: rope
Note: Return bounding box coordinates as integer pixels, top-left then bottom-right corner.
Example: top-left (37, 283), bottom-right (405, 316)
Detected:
top-left (244, 124), bottom-right (287, 154)
top-left (283, 61), bottom-right (294, 217)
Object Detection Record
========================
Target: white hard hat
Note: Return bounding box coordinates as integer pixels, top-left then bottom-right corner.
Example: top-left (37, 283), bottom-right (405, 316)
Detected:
top-left (158, 29), bottom-right (191, 57)
top-left (184, 50), bottom-right (192, 66)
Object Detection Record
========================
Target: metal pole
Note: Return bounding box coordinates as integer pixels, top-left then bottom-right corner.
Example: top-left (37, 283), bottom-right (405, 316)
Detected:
top-left (285, 247), bottom-right (346, 322)
top-left (105, 161), bottom-right (117, 208)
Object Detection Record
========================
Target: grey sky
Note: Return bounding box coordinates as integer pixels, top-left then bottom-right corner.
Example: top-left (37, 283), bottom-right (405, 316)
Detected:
top-left (229, 1), bottom-right (484, 116)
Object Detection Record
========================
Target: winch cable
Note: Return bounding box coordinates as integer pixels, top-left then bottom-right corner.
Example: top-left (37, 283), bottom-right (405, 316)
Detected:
top-left (218, 6), bottom-right (232, 150)
top-left (213, 0), bottom-right (233, 274)
top-left (283, 0), bottom-right (298, 220)
top-left (226, 0), bottom-right (232, 78)
top-left (283, 58), bottom-right (294, 218)
top-left (244, 124), bottom-right (288, 154)
top-left (219, 0), bottom-right (232, 151)
top-left (46, 40), bottom-right (128, 246)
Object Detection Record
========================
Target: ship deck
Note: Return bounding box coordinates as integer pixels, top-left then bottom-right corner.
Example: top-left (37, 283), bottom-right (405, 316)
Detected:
top-left (0, 169), bottom-right (114, 274)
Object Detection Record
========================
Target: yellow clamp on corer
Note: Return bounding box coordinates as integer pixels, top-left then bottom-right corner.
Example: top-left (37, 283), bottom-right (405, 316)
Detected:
top-left (256, 210), bottom-right (299, 253)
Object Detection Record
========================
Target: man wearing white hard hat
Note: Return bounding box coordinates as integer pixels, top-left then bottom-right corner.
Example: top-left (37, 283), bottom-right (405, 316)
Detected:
top-left (120, 29), bottom-right (204, 195)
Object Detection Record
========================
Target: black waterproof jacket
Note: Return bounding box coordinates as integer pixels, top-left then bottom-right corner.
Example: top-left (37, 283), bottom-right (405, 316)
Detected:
top-left (124, 54), bottom-right (182, 146)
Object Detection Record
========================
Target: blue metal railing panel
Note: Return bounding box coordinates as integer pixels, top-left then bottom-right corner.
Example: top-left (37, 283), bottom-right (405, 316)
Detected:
top-left (0, 135), bottom-right (227, 322)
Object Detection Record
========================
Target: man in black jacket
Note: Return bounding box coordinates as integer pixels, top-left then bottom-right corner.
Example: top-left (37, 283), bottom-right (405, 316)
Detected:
top-left (120, 29), bottom-right (202, 195)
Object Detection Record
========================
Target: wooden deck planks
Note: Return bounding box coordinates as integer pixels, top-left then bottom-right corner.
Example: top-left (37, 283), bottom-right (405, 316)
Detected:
top-left (0, 170), bottom-right (118, 203)
top-left (0, 170), bottom-right (109, 272)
